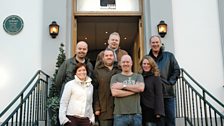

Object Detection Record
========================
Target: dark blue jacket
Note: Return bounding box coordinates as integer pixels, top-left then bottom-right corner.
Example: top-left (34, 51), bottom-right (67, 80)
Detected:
top-left (148, 49), bottom-right (180, 98)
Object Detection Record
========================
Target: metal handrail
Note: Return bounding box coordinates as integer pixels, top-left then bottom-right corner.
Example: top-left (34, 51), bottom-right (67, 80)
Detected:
top-left (176, 68), bottom-right (224, 126)
top-left (1, 68), bottom-right (224, 126)
top-left (0, 70), bottom-right (50, 126)
top-left (181, 69), bottom-right (224, 108)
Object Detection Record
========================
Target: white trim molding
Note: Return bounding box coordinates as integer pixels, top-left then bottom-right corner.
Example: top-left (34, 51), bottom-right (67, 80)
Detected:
top-left (218, 0), bottom-right (224, 75)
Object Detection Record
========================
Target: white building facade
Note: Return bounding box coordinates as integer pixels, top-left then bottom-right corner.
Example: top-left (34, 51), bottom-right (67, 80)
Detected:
top-left (0, 0), bottom-right (223, 114)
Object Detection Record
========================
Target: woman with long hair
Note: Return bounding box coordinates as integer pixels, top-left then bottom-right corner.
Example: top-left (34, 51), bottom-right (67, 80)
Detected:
top-left (140, 56), bottom-right (165, 126)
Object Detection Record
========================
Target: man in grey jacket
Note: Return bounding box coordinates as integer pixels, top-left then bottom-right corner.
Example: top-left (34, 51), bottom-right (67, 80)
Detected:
top-left (55, 41), bottom-right (94, 95)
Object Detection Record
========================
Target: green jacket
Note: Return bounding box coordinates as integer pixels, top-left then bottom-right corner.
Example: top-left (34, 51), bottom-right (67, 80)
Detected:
top-left (94, 63), bottom-right (120, 120)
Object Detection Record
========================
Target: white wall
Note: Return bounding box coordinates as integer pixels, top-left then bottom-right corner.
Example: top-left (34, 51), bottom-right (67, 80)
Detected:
top-left (1, 0), bottom-right (223, 117)
top-left (0, 0), bottom-right (43, 113)
top-left (143, 0), bottom-right (175, 53)
top-left (172, 0), bottom-right (224, 102)
top-left (0, 0), bottom-right (69, 114)
top-left (41, 0), bottom-right (68, 76)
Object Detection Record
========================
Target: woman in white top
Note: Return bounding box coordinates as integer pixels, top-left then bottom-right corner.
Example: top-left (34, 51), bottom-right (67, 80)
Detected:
top-left (59, 63), bottom-right (95, 126)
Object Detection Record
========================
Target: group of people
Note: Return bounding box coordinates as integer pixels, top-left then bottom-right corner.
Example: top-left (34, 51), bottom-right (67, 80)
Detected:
top-left (56, 32), bottom-right (180, 126)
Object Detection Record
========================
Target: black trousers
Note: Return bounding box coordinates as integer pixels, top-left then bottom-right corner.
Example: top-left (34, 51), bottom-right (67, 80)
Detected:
top-left (64, 115), bottom-right (92, 126)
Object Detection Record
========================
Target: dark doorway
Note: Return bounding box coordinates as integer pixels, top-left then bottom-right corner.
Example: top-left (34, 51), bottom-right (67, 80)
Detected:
top-left (76, 16), bottom-right (139, 67)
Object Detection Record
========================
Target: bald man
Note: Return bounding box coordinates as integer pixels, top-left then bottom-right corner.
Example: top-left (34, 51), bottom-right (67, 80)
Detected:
top-left (55, 41), bottom-right (94, 94)
top-left (110, 55), bottom-right (145, 126)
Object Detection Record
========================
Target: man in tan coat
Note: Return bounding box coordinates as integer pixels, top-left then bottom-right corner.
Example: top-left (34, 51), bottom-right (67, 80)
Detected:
top-left (95, 32), bottom-right (128, 68)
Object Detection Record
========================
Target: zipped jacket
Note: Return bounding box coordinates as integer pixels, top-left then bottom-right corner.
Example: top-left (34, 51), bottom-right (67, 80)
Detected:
top-left (93, 63), bottom-right (120, 120)
top-left (148, 49), bottom-right (180, 98)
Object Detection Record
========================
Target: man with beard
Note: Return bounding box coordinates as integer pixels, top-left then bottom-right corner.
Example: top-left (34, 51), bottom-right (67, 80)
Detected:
top-left (95, 32), bottom-right (128, 68)
top-left (55, 41), bottom-right (94, 95)
top-left (94, 49), bottom-right (121, 126)
top-left (110, 55), bottom-right (145, 126)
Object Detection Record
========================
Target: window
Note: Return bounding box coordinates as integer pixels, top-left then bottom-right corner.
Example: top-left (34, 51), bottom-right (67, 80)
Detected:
top-left (100, 0), bottom-right (115, 6)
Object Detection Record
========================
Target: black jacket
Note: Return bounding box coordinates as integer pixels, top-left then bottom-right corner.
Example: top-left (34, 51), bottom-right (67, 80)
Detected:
top-left (141, 72), bottom-right (165, 116)
top-left (148, 49), bottom-right (180, 98)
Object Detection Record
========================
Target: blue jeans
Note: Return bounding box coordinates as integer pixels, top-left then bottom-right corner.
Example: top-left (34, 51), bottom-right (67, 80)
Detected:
top-left (113, 114), bottom-right (142, 126)
top-left (164, 98), bottom-right (176, 126)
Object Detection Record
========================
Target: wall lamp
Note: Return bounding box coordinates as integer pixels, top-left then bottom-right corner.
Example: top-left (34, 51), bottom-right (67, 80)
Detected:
top-left (157, 20), bottom-right (167, 38)
top-left (49, 21), bottom-right (59, 38)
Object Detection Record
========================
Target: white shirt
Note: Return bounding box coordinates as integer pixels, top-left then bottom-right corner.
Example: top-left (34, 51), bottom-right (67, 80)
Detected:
top-left (59, 75), bottom-right (95, 125)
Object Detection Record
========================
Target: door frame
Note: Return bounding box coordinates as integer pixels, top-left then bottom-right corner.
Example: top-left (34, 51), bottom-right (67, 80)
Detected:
top-left (72, 0), bottom-right (145, 72)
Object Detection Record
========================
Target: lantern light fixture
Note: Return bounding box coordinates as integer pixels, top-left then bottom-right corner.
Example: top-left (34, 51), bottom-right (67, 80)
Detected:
top-left (49, 21), bottom-right (59, 38)
top-left (157, 20), bottom-right (167, 38)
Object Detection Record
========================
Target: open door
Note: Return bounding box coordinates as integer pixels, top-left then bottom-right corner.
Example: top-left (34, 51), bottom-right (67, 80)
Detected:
top-left (72, 17), bottom-right (77, 56)
top-left (73, 16), bottom-right (144, 70)
top-left (71, 0), bottom-right (144, 69)
top-left (133, 18), bottom-right (144, 72)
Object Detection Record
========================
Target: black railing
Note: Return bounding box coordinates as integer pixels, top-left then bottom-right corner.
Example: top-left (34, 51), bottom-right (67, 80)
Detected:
top-left (0, 70), bottom-right (50, 126)
top-left (176, 68), bottom-right (224, 126)
top-left (1, 69), bottom-right (224, 126)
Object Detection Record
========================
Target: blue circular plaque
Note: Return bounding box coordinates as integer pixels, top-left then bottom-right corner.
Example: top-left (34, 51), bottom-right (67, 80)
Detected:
top-left (3, 15), bottom-right (24, 35)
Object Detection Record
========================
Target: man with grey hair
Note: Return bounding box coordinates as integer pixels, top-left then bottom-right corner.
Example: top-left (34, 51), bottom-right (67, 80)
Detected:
top-left (148, 35), bottom-right (180, 126)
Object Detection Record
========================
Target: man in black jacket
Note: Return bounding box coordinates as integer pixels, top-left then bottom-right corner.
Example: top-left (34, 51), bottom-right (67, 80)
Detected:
top-left (55, 41), bottom-right (94, 95)
top-left (148, 35), bottom-right (180, 126)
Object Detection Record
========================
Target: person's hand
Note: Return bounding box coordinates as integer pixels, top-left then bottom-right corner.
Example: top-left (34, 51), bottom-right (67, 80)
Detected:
top-left (95, 111), bottom-right (101, 115)
top-left (111, 82), bottom-right (123, 89)
top-left (155, 114), bottom-right (161, 118)
top-left (64, 120), bottom-right (71, 126)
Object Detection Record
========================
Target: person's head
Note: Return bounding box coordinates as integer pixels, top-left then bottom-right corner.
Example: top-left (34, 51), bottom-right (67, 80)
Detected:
top-left (76, 41), bottom-right (88, 59)
top-left (140, 55), bottom-right (160, 76)
top-left (108, 32), bottom-right (120, 50)
top-left (74, 63), bottom-right (89, 81)
top-left (149, 35), bottom-right (162, 52)
top-left (102, 49), bottom-right (114, 66)
top-left (120, 55), bottom-right (133, 73)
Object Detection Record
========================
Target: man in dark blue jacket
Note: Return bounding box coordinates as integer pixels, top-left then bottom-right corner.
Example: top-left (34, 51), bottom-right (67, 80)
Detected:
top-left (148, 35), bottom-right (180, 126)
